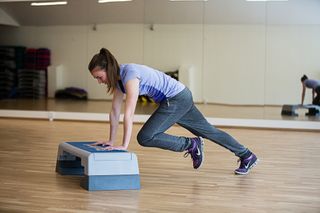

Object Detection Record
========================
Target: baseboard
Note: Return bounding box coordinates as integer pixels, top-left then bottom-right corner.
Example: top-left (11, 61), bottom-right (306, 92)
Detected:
top-left (0, 109), bottom-right (319, 131)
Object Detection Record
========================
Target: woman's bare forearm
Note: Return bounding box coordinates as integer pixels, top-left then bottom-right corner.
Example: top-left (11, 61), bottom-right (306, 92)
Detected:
top-left (109, 110), bottom-right (120, 143)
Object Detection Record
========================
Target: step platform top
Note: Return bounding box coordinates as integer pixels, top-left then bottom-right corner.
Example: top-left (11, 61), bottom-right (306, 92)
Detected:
top-left (66, 142), bottom-right (127, 153)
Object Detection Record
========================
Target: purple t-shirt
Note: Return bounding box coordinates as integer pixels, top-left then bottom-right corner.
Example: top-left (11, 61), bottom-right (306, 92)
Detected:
top-left (305, 79), bottom-right (320, 89)
top-left (117, 64), bottom-right (185, 103)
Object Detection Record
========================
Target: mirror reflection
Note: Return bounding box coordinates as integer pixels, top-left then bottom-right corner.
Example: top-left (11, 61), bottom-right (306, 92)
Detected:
top-left (0, 0), bottom-right (319, 122)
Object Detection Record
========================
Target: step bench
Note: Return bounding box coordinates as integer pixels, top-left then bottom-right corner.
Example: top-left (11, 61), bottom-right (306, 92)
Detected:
top-left (56, 142), bottom-right (140, 191)
top-left (281, 104), bottom-right (320, 116)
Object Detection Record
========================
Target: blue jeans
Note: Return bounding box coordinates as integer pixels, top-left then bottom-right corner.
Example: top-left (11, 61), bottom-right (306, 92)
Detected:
top-left (137, 87), bottom-right (249, 157)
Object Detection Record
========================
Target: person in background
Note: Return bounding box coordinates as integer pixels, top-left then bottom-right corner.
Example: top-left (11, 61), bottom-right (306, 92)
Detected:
top-left (88, 47), bottom-right (259, 175)
top-left (301, 75), bottom-right (320, 106)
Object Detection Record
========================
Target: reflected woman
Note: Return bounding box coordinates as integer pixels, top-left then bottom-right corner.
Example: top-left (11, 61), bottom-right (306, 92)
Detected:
top-left (301, 74), bottom-right (320, 106)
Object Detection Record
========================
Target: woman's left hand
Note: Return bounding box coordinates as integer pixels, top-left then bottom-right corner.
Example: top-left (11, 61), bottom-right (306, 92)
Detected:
top-left (102, 145), bottom-right (127, 151)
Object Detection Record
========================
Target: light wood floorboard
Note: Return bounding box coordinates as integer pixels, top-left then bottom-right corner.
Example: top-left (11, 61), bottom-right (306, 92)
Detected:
top-left (0, 118), bottom-right (319, 213)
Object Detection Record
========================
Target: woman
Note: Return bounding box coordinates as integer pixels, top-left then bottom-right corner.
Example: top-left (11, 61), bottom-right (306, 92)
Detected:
top-left (88, 48), bottom-right (258, 175)
top-left (301, 74), bottom-right (320, 106)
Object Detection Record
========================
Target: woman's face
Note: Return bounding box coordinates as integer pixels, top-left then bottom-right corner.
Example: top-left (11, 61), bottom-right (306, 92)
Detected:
top-left (91, 66), bottom-right (108, 85)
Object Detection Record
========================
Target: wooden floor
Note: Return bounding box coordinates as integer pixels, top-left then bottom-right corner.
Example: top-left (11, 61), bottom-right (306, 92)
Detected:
top-left (0, 118), bottom-right (319, 212)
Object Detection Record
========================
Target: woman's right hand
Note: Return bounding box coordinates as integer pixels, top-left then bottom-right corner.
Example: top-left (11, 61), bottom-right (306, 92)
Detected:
top-left (90, 140), bottom-right (113, 147)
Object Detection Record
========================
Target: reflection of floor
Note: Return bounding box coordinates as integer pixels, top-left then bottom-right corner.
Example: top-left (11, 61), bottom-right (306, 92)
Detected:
top-left (0, 98), bottom-right (319, 121)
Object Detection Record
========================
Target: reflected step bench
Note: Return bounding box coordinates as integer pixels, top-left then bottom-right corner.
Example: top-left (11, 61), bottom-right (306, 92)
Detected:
top-left (56, 142), bottom-right (140, 191)
top-left (281, 104), bottom-right (320, 116)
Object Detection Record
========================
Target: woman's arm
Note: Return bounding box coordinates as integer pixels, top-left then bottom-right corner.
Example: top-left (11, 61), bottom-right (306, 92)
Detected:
top-left (109, 88), bottom-right (124, 143)
top-left (91, 88), bottom-right (124, 147)
top-left (312, 89), bottom-right (315, 101)
top-left (104, 78), bottom-right (139, 150)
top-left (301, 83), bottom-right (306, 105)
top-left (121, 78), bottom-right (139, 149)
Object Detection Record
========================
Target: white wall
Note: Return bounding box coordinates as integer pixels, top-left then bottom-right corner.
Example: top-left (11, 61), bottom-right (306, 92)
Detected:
top-left (265, 25), bottom-right (320, 105)
top-left (1, 23), bottom-right (320, 105)
top-left (143, 24), bottom-right (203, 102)
top-left (203, 25), bottom-right (266, 105)
top-left (0, 8), bottom-right (19, 27)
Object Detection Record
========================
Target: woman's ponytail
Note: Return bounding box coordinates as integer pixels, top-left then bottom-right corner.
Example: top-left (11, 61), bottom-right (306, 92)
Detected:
top-left (99, 48), bottom-right (107, 56)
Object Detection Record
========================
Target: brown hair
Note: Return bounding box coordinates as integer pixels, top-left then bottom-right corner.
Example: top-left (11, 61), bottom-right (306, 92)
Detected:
top-left (301, 74), bottom-right (308, 83)
top-left (88, 48), bottom-right (120, 94)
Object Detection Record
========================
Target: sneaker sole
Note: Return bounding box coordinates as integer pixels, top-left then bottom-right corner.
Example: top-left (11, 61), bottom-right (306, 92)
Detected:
top-left (234, 158), bottom-right (259, 175)
top-left (195, 137), bottom-right (205, 169)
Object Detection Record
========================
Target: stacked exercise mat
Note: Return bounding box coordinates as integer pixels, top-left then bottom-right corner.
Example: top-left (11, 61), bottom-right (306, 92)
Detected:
top-left (0, 46), bottom-right (26, 99)
top-left (18, 48), bottom-right (50, 98)
top-left (0, 46), bottom-right (51, 99)
top-left (17, 69), bottom-right (47, 98)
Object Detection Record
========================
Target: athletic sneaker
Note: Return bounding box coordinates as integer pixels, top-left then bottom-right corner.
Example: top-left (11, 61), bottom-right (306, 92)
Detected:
top-left (234, 153), bottom-right (258, 175)
top-left (184, 137), bottom-right (204, 169)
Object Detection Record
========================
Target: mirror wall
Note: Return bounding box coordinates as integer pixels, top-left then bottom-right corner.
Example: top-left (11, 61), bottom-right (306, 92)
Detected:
top-left (0, 0), bottom-right (319, 121)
